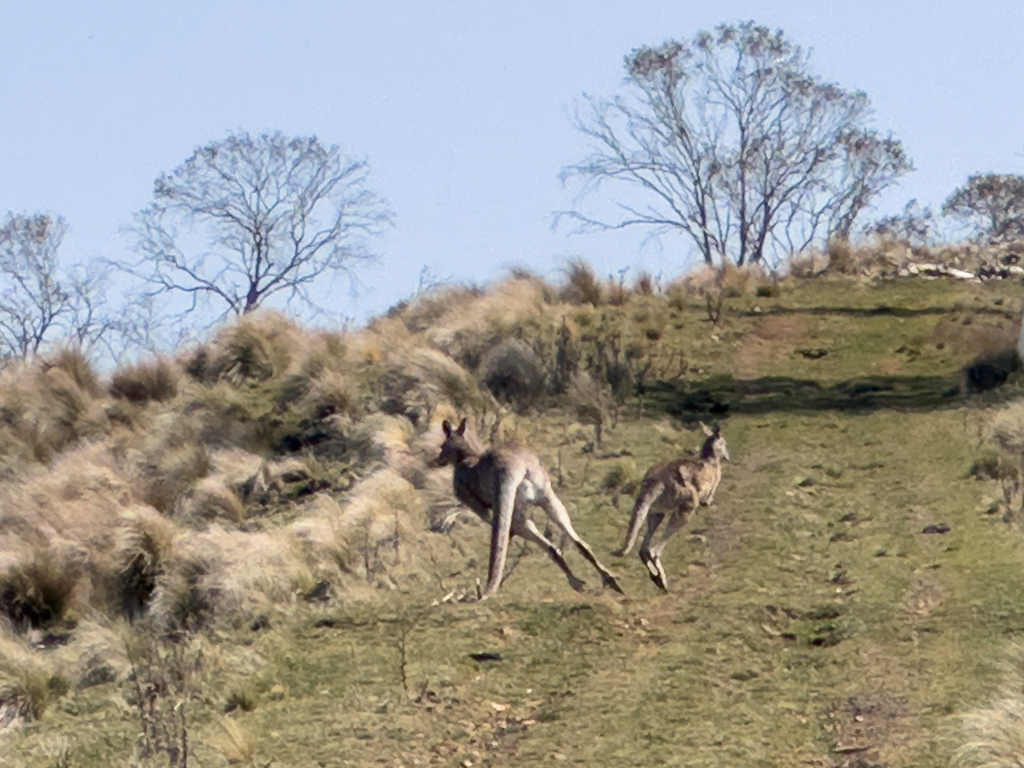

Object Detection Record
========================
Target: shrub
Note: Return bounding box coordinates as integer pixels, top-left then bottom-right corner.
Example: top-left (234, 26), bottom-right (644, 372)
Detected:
top-left (633, 271), bottom-right (657, 296)
top-left (789, 250), bottom-right (830, 278)
top-left (560, 259), bottom-right (604, 306)
top-left (567, 372), bottom-right (612, 446)
top-left (479, 340), bottom-right (547, 411)
top-left (827, 239), bottom-right (856, 274)
top-left (964, 349), bottom-right (1022, 394)
top-left (110, 356), bottom-right (180, 404)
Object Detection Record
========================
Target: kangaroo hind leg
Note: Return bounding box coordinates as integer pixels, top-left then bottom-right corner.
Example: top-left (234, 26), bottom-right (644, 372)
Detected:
top-left (521, 518), bottom-right (586, 593)
top-left (615, 480), bottom-right (663, 557)
top-left (538, 488), bottom-right (624, 595)
top-left (646, 506), bottom-right (693, 592)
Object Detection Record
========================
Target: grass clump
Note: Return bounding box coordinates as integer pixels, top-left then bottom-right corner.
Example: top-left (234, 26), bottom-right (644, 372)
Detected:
top-left (0, 547), bottom-right (81, 631)
top-left (957, 643), bottom-right (1024, 768)
top-left (109, 356), bottom-right (180, 404)
top-left (189, 312), bottom-right (300, 386)
top-left (0, 635), bottom-right (68, 723)
top-left (114, 509), bottom-right (176, 621)
top-left (213, 716), bottom-right (260, 765)
top-left (560, 258), bottom-right (604, 306)
top-left (0, 357), bottom-right (109, 467)
top-left (601, 456), bottom-right (639, 494)
top-left (133, 437), bottom-right (213, 515)
top-left (46, 347), bottom-right (101, 398)
top-left (183, 477), bottom-right (247, 525)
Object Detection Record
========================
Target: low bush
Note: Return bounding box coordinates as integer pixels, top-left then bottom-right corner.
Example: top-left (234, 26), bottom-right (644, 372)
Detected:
top-left (479, 339), bottom-right (547, 411)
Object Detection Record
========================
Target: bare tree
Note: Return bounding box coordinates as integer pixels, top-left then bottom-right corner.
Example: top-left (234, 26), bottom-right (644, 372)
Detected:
top-left (942, 174), bottom-right (1024, 243)
top-left (0, 213), bottom-right (116, 360)
top-left (559, 21), bottom-right (912, 267)
top-left (123, 131), bottom-right (393, 322)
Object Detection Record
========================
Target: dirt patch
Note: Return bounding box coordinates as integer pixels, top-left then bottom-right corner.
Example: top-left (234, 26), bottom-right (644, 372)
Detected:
top-left (753, 315), bottom-right (810, 342)
top-left (901, 578), bottom-right (943, 618)
top-left (734, 316), bottom-right (810, 378)
top-left (826, 697), bottom-right (909, 768)
top-left (929, 315), bottom-right (1016, 358)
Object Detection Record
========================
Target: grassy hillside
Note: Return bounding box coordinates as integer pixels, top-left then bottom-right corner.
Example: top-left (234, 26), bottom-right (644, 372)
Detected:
top-left (4, 265), bottom-right (1024, 767)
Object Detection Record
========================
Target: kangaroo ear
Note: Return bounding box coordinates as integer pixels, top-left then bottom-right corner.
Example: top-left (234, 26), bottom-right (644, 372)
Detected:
top-left (457, 418), bottom-right (468, 436)
top-left (442, 420), bottom-right (452, 437)
top-left (700, 421), bottom-right (714, 436)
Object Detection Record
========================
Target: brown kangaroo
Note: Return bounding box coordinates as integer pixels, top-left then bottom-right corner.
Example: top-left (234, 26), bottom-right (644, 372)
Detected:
top-left (435, 418), bottom-right (623, 600)
top-left (614, 422), bottom-right (730, 591)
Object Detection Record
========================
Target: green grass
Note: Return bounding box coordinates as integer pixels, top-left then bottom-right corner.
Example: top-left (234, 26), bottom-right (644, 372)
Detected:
top-left (6, 275), bottom-right (1024, 767)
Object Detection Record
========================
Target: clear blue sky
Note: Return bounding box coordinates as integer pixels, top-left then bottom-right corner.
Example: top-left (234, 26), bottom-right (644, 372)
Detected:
top-left (2, 1), bottom-right (1023, 323)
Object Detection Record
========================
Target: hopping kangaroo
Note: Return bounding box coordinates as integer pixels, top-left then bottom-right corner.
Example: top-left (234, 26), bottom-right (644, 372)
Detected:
top-left (436, 418), bottom-right (623, 600)
top-left (614, 422), bottom-right (730, 591)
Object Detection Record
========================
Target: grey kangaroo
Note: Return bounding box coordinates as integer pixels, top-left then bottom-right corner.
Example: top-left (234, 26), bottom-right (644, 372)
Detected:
top-left (435, 418), bottom-right (623, 600)
top-left (614, 422), bottom-right (730, 591)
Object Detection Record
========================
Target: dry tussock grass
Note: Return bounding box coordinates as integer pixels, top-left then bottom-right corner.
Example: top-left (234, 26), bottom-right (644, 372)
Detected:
top-left (183, 477), bottom-right (247, 525)
top-left (987, 403), bottom-right (1024, 457)
top-left (46, 347), bottom-right (101, 398)
top-left (0, 307), bottom-right (497, 705)
top-left (149, 526), bottom-right (309, 632)
top-left (0, 270), bottom-right (698, 713)
top-left (421, 276), bottom-right (558, 367)
top-left (560, 258), bottom-right (604, 306)
top-left (0, 356), bottom-right (109, 470)
top-left (208, 311), bottom-right (302, 384)
top-left (213, 716), bottom-right (259, 766)
top-left (956, 642), bottom-right (1024, 768)
top-left (109, 356), bottom-right (179, 404)
top-left (0, 544), bottom-right (83, 631)
top-left (0, 633), bottom-right (68, 726)
top-left (119, 411), bottom-right (212, 514)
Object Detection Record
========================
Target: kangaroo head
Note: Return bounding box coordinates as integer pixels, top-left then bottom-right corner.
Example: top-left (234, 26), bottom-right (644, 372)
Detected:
top-left (699, 421), bottom-right (730, 462)
top-left (435, 418), bottom-right (482, 466)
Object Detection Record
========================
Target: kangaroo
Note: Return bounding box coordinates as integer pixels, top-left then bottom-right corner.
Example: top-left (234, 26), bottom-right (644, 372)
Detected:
top-left (614, 422), bottom-right (730, 591)
top-left (435, 418), bottom-right (623, 600)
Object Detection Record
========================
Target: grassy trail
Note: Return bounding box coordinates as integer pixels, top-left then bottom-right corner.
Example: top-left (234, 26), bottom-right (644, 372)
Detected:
top-left (186, 407), bottom-right (1024, 767)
